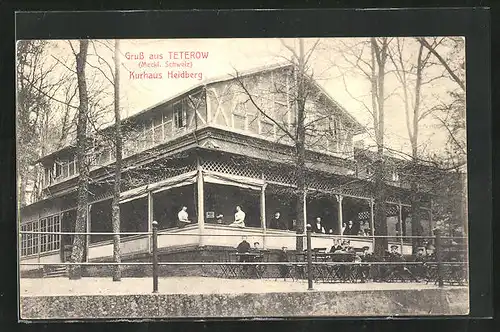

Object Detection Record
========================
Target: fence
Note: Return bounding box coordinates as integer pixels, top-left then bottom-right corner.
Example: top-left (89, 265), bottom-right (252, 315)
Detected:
top-left (19, 222), bottom-right (468, 292)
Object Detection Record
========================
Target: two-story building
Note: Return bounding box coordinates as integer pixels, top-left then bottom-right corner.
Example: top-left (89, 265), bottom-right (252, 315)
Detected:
top-left (19, 63), bottom-right (436, 275)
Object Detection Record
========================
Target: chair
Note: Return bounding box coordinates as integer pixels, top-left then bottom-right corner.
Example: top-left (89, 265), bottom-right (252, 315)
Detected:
top-left (275, 262), bottom-right (295, 281)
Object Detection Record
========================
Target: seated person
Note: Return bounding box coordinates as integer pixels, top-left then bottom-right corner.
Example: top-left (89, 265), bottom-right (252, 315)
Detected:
top-left (269, 212), bottom-right (288, 230)
top-left (329, 239), bottom-right (343, 253)
top-left (236, 237), bottom-right (251, 262)
top-left (251, 241), bottom-right (261, 253)
top-left (414, 247), bottom-right (427, 262)
top-left (177, 206), bottom-right (191, 228)
top-left (389, 245), bottom-right (403, 258)
top-left (229, 206), bottom-right (246, 228)
top-left (277, 246), bottom-right (290, 278)
top-left (347, 246), bottom-right (357, 255)
top-left (341, 239), bottom-right (351, 250)
top-left (359, 246), bottom-right (371, 258)
top-left (342, 220), bottom-right (358, 236)
top-left (312, 217), bottom-right (326, 233)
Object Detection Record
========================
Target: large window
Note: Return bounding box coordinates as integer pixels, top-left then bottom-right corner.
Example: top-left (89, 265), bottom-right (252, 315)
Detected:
top-left (20, 214), bottom-right (61, 257)
top-left (153, 184), bottom-right (197, 230)
top-left (90, 199), bottom-right (112, 243)
top-left (204, 183), bottom-right (261, 228)
top-left (50, 158), bottom-right (78, 184)
top-left (121, 197), bottom-right (149, 236)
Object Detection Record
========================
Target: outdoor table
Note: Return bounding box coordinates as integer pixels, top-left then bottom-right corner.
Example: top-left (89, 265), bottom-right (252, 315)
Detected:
top-left (442, 262), bottom-right (468, 285)
top-left (382, 258), bottom-right (419, 283)
top-left (234, 252), bottom-right (265, 279)
top-left (329, 252), bottom-right (358, 283)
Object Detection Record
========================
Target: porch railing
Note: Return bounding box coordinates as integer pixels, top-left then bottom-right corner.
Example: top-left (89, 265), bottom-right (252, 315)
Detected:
top-left (19, 223), bottom-right (468, 292)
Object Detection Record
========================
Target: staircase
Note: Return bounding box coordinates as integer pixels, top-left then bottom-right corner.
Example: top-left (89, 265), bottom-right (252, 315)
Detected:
top-left (43, 265), bottom-right (68, 278)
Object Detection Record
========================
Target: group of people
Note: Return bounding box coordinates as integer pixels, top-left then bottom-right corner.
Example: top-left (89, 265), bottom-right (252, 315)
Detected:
top-left (177, 205), bottom-right (247, 228)
top-left (179, 206), bottom-right (372, 237)
top-left (312, 217), bottom-right (369, 236)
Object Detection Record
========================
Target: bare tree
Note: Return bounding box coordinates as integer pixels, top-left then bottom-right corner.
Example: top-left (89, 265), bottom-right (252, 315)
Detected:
top-left (112, 39), bottom-right (122, 281)
top-left (369, 37), bottom-right (391, 257)
top-left (232, 38), bottom-right (321, 250)
top-left (16, 40), bottom-right (71, 205)
top-left (69, 40), bottom-right (90, 279)
top-left (389, 37), bottom-right (466, 247)
top-left (388, 38), bottom-right (437, 251)
top-left (417, 37), bottom-right (465, 92)
top-left (329, 37), bottom-right (395, 256)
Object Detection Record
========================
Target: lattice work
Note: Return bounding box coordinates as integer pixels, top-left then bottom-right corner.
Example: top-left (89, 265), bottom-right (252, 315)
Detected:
top-left (306, 177), bottom-right (336, 192)
top-left (263, 167), bottom-right (296, 186)
top-left (122, 156), bottom-right (197, 192)
top-left (202, 158), bottom-right (261, 179)
top-left (386, 204), bottom-right (399, 216)
top-left (358, 211), bottom-right (370, 220)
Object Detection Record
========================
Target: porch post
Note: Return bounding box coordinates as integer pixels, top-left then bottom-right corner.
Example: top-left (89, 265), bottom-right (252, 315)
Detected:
top-left (37, 216), bottom-right (41, 264)
top-left (398, 202), bottom-right (404, 254)
top-left (302, 190), bottom-right (307, 249)
top-left (303, 190), bottom-right (307, 234)
top-left (369, 199), bottom-right (375, 250)
top-left (86, 204), bottom-right (91, 262)
top-left (197, 159), bottom-right (205, 246)
top-left (336, 194), bottom-right (343, 235)
top-left (430, 199), bottom-right (433, 235)
top-left (147, 191), bottom-right (153, 253)
top-left (261, 182), bottom-right (267, 249)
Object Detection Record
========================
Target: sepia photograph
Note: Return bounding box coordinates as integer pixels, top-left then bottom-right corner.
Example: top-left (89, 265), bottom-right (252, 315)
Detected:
top-left (17, 36), bottom-right (469, 319)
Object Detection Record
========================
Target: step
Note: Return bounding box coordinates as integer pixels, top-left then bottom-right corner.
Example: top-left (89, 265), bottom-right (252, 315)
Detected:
top-left (44, 274), bottom-right (67, 278)
top-left (43, 265), bottom-right (68, 278)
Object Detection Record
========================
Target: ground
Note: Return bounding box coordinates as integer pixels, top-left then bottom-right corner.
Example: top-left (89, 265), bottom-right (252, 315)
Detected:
top-left (20, 276), bottom-right (463, 297)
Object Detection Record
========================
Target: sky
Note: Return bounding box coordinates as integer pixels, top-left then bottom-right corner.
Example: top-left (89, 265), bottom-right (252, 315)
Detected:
top-left (35, 38), bottom-right (465, 158)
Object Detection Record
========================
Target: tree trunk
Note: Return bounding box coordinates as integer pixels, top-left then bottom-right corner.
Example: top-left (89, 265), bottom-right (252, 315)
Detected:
top-left (410, 157), bottom-right (422, 253)
top-left (69, 40), bottom-right (90, 280)
top-left (112, 40), bottom-right (122, 281)
top-left (373, 149), bottom-right (388, 257)
top-left (295, 39), bottom-right (307, 251)
top-left (371, 38), bottom-right (389, 257)
top-left (295, 141), bottom-right (306, 251)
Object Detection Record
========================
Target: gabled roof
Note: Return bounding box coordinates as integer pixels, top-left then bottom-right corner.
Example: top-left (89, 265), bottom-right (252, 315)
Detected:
top-left (36, 62), bottom-right (365, 163)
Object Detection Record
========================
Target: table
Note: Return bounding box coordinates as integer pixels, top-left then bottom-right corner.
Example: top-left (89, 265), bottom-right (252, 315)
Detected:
top-left (224, 252), bottom-right (268, 279)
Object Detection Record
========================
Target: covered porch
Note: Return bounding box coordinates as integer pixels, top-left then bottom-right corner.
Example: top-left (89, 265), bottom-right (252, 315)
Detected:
top-left (20, 153), bottom-right (435, 266)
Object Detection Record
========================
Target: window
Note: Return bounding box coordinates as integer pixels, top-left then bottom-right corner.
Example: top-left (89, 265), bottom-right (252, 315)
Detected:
top-left (68, 160), bottom-right (76, 176)
top-left (54, 162), bottom-right (62, 179)
top-left (20, 223), bottom-right (27, 256)
top-left (163, 112), bottom-right (173, 138)
top-left (232, 102), bottom-right (247, 131)
top-left (43, 167), bottom-right (51, 186)
top-left (20, 214), bottom-right (61, 257)
top-left (62, 163), bottom-right (69, 178)
top-left (173, 102), bottom-right (186, 129)
top-left (97, 148), bottom-right (111, 165)
top-left (40, 218), bottom-right (47, 253)
top-left (137, 127), bottom-right (147, 151)
top-left (392, 171), bottom-right (400, 182)
top-left (144, 126), bottom-right (154, 148)
top-left (153, 114), bottom-right (164, 144)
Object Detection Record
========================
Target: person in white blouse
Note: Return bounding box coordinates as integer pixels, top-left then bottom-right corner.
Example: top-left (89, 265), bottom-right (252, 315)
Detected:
top-left (230, 205), bottom-right (246, 228)
top-left (177, 206), bottom-right (191, 228)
